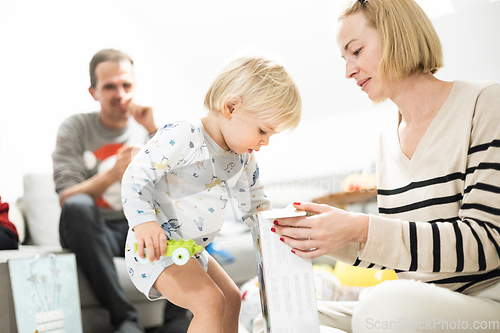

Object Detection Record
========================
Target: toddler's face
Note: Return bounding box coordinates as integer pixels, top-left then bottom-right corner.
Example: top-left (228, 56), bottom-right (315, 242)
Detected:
top-left (223, 109), bottom-right (278, 155)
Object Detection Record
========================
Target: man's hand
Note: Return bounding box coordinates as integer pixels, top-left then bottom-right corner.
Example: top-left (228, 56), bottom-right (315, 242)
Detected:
top-left (133, 221), bottom-right (167, 262)
top-left (128, 102), bottom-right (157, 135)
top-left (59, 143), bottom-right (141, 206)
top-left (110, 144), bottom-right (136, 182)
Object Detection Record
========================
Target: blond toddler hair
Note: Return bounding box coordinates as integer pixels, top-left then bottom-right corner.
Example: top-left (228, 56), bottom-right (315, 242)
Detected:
top-left (204, 56), bottom-right (302, 132)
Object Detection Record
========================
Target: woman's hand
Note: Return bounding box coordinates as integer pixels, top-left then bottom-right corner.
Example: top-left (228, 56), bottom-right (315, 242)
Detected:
top-left (133, 221), bottom-right (167, 262)
top-left (272, 202), bottom-right (369, 259)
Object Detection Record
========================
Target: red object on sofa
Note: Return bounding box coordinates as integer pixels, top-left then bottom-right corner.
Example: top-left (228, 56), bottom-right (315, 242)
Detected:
top-left (0, 196), bottom-right (18, 240)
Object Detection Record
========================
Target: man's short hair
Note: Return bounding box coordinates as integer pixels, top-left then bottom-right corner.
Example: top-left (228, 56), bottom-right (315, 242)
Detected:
top-left (338, 0), bottom-right (443, 80)
top-left (89, 49), bottom-right (134, 88)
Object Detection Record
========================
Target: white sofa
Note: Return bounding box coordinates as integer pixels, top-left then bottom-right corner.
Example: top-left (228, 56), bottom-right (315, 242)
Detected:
top-left (0, 173), bottom-right (257, 333)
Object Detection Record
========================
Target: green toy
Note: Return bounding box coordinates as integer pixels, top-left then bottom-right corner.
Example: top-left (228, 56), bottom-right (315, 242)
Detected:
top-left (134, 239), bottom-right (203, 265)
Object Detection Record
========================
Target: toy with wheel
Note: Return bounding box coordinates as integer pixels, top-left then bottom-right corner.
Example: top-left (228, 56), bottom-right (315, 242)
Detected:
top-left (134, 239), bottom-right (203, 265)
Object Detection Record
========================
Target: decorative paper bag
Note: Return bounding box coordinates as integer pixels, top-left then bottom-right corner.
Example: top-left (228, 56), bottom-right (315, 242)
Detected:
top-left (8, 253), bottom-right (82, 333)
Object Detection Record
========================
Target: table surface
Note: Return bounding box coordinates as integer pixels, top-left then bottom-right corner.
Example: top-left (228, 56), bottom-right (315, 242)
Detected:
top-left (312, 187), bottom-right (377, 207)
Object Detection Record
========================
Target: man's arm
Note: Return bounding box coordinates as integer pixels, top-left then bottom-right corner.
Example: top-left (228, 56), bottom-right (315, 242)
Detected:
top-left (59, 169), bottom-right (116, 206)
top-left (59, 145), bottom-right (135, 206)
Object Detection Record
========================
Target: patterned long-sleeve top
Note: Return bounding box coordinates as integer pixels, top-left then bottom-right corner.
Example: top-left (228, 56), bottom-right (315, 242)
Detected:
top-left (122, 119), bottom-right (270, 248)
top-left (331, 81), bottom-right (500, 295)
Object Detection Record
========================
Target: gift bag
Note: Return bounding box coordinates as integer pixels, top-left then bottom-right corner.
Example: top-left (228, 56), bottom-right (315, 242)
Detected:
top-left (246, 205), bottom-right (320, 333)
top-left (8, 253), bottom-right (82, 333)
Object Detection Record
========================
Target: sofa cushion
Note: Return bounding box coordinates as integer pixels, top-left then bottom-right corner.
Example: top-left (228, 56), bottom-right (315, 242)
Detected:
top-left (22, 173), bottom-right (61, 246)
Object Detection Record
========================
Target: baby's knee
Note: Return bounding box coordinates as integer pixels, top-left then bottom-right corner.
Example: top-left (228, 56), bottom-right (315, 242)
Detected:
top-left (225, 282), bottom-right (242, 309)
top-left (194, 285), bottom-right (227, 315)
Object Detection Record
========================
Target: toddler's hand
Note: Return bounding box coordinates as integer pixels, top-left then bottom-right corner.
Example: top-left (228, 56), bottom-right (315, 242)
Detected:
top-left (133, 221), bottom-right (167, 262)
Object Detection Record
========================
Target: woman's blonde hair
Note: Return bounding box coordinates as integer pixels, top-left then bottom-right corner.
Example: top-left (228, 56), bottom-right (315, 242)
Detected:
top-left (339, 0), bottom-right (443, 80)
top-left (204, 56), bottom-right (302, 132)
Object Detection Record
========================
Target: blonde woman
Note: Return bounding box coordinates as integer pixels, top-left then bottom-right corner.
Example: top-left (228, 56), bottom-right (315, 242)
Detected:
top-left (268, 0), bottom-right (500, 332)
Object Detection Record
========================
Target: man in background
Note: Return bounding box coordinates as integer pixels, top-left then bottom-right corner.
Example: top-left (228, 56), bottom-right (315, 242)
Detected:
top-left (52, 49), bottom-right (191, 333)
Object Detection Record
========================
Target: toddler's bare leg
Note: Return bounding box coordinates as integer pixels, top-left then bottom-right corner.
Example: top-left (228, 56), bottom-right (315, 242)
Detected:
top-left (206, 255), bottom-right (242, 333)
top-left (154, 258), bottom-right (226, 333)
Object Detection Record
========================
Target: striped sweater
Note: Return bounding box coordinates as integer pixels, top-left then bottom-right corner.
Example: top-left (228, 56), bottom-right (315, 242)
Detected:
top-left (332, 80), bottom-right (500, 295)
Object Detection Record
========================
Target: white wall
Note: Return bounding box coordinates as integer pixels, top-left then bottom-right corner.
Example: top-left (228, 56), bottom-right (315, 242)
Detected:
top-left (1, 0), bottom-right (499, 204)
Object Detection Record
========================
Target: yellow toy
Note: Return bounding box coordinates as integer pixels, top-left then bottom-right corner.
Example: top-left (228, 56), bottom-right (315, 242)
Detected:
top-left (332, 261), bottom-right (397, 287)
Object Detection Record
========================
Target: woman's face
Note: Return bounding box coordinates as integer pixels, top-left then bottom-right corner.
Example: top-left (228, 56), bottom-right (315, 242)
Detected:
top-left (336, 12), bottom-right (388, 101)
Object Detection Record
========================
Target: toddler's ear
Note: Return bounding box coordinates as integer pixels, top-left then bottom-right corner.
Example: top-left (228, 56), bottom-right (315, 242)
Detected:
top-left (222, 95), bottom-right (242, 118)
